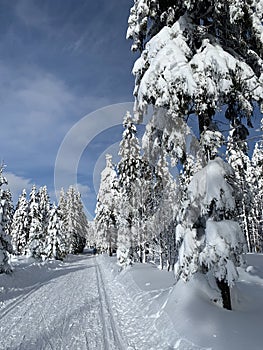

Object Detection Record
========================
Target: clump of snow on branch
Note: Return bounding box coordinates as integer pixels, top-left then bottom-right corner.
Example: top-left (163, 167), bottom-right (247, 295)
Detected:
top-left (133, 17), bottom-right (263, 121)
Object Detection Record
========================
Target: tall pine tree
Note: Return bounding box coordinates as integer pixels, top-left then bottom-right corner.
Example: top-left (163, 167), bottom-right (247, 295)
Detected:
top-left (117, 112), bottom-right (142, 265)
top-left (11, 189), bottom-right (29, 255)
top-left (0, 166), bottom-right (13, 273)
top-left (45, 204), bottom-right (67, 260)
top-left (95, 154), bottom-right (119, 256)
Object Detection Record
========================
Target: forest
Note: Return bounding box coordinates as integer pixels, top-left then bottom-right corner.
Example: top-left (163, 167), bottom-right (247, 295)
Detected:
top-left (0, 0), bottom-right (262, 317)
top-left (95, 0), bottom-right (263, 311)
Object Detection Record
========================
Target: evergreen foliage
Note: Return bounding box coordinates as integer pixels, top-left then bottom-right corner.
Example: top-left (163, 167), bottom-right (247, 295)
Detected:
top-left (45, 204), bottom-right (67, 260)
top-left (0, 166), bottom-right (13, 273)
top-left (11, 189), bottom-right (29, 255)
top-left (127, 0), bottom-right (263, 165)
top-left (95, 154), bottom-right (118, 257)
top-left (124, 0), bottom-right (263, 309)
top-left (27, 185), bottom-right (45, 259)
top-left (60, 186), bottom-right (87, 254)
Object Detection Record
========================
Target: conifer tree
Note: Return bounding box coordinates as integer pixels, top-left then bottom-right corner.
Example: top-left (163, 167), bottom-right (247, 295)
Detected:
top-left (151, 153), bottom-right (178, 270)
top-left (27, 185), bottom-right (44, 259)
top-left (95, 154), bottom-right (119, 256)
top-left (117, 112), bottom-right (143, 265)
top-left (227, 130), bottom-right (255, 252)
top-left (249, 122), bottom-right (263, 251)
top-left (38, 186), bottom-right (50, 242)
top-left (128, 0), bottom-right (262, 135)
top-left (127, 0), bottom-right (262, 309)
top-left (64, 186), bottom-right (87, 254)
top-left (58, 188), bottom-right (68, 249)
top-left (0, 166), bottom-right (13, 273)
top-left (175, 158), bottom-right (246, 310)
top-left (10, 189), bottom-right (29, 255)
top-left (45, 204), bottom-right (67, 260)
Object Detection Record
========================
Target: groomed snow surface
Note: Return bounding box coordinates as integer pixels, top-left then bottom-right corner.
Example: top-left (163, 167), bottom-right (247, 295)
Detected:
top-left (1, 252), bottom-right (263, 350)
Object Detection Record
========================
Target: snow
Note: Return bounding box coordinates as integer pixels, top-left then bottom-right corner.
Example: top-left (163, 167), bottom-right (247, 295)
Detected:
top-left (100, 254), bottom-right (263, 350)
top-left (132, 10), bottom-right (263, 121)
top-left (188, 157), bottom-right (236, 212)
top-left (1, 252), bottom-right (263, 349)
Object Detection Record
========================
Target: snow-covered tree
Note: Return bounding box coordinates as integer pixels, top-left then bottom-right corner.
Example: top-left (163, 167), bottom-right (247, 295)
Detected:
top-left (128, 1), bottom-right (263, 139)
top-left (64, 186), bottom-right (87, 254)
top-left (249, 123), bottom-right (263, 251)
top-left (127, 0), bottom-right (262, 309)
top-left (45, 204), bottom-right (67, 260)
top-left (95, 154), bottom-right (119, 257)
top-left (85, 221), bottom-right (96, 248)
top-left (117, 112), bottom-right (143, 265)
top-left (10, 189), bottom-right (29, 255)
top-left (27, 185), bottom-right (44, 259)
top-left (227, 129), bottom-right (255, 251)
top-left (38, 186), bottom-right (50, 240)
top-left (150, 153), bottom-right (178, 270)
top-left (3, 188), bottom-right (14, 236)
top-left (58, 188), bottom-right (68, 242)
top-left (175, 158), bottom-right (246, 310)
top-left (0, 167), bottom-right (13, 273)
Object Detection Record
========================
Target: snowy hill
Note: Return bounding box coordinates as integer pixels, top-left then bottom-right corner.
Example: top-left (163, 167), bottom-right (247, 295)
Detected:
top-left (1, 253), bottom-right (263, 349)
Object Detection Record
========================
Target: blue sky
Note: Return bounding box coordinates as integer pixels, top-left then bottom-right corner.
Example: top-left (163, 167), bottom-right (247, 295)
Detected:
top-left (0, 0), bottom-right (137, 218)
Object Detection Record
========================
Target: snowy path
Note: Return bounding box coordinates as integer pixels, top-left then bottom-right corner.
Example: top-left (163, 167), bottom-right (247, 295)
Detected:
top-left (0, 255), bottom-right (125, 350)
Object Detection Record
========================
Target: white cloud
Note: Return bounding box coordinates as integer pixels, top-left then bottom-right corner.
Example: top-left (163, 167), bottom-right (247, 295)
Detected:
top-left (76, 183), bottom-right (91, 198)
top-left (3, 172), bottom-right (34, 204)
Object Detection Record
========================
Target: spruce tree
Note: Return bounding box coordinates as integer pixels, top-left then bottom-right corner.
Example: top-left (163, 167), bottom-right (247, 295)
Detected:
top-left (153, 153), bottom-right (178, 270)
top-left (128, 0), bottom-right (262, 164)
top-left (38, 186), bottom-right (50, 243)
top-left (127, 0), bottom-right (262, 309)
top-left (175, 158), bottom-right (246, 310)
top-left (45, 204), bottom-right (67, 260)
top-left (10, 189), bottom-right (29, 255)
top-left (0, 166), bottom-right (13, 273)
top-left (227, 130), bottom-right (255, 252)
top-left (249, 123), bottom-right (263, 251)
top-left (95, 154), bottom-right (119, 256)
top-left (63, 186), bottom-right (87, 254)
top-left (117, 112), bottom-right (142, 265)
top-left (27, 185), bottom-right (44, 259)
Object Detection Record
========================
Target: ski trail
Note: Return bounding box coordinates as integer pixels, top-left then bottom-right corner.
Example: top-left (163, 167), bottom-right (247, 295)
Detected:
top-left (95, 261), bottom-right (126, 350)
top-left (0, 255), bottom-right (125, 350)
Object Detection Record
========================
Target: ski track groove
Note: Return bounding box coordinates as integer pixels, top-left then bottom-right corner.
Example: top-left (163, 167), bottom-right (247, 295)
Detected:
top-left (58, 271), bottom-right (77, 350)
top-left (95, 261), bottom-right (126, 350)
top-left (0, 256), bottom-right (127, 350)
top-left (39, 308), bottom-right (56, 350)
top-left (94, 264), bottom-right (109, 350)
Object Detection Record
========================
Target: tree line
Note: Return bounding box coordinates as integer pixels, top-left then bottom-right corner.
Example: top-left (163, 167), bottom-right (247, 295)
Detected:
top-left (0, 174), bottom-right (91, 274)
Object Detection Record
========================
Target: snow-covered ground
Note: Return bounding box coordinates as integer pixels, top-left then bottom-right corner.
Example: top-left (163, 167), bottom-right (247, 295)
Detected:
top-left (1, 253), bottom-right (263, 350)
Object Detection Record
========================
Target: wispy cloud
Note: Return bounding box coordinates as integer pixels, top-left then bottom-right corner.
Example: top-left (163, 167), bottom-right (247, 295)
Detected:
top-left (4, 171), bottom-right (34, 204)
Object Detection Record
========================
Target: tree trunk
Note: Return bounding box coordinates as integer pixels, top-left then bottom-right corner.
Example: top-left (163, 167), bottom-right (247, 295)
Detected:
top-left (108, 237), bottom-right (112, 257)
top-left (216, 278), bottom-right (232, 310)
